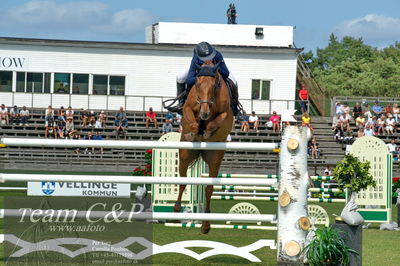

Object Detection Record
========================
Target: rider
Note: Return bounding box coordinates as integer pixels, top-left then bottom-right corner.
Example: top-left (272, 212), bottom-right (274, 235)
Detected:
top-left (166, 41), bottom-right (241, 116)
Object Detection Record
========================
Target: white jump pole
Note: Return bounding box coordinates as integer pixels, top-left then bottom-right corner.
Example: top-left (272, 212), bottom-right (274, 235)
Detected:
top-left (203, 173), bottom-right (334, 181)
top-left (0, 138), bottom-right (278, 151)
top-left (164, 223), bottom-right (277, 231)
top-left (0, 209), bottom-right (276, 222)
top-left (0, 174), bottom-right (278, 186)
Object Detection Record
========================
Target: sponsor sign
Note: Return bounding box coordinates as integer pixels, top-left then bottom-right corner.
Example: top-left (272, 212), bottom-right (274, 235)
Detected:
top-left (28, 181), bottom-right (131, 198)
top-left (0, 56), bottom-right (28, 69)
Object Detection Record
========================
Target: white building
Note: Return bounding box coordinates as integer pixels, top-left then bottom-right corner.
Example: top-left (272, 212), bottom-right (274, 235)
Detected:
top-left (0, 22), bottom-right (300, 114)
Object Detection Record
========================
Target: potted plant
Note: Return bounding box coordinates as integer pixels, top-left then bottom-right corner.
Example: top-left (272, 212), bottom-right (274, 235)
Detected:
top-left (304, 226), bottom-right (357, 266)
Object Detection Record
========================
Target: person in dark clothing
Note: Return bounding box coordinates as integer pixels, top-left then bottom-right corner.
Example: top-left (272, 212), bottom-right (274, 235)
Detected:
top-left (165, 42), bottom-right (242, 116)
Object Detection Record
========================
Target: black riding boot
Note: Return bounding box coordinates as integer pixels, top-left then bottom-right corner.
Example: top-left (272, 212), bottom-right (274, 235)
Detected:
top-left (165, 83), bottom-right (187, 114)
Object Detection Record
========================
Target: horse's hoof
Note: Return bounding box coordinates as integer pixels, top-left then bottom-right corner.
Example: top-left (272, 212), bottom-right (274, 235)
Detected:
top-left (173, 201), bottom-right (181, 212)
top-left (201, 221), bottom-right (211, 234)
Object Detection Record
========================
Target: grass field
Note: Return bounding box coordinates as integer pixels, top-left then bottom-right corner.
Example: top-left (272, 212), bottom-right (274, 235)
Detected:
top-left (0, 170), bottom-right (399, 265)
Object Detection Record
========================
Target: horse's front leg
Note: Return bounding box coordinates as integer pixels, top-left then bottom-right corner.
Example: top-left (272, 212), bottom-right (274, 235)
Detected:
top-left (203, 112), bottom-right (228, 140)
top-left (183, 106), bottom-right (199, 141)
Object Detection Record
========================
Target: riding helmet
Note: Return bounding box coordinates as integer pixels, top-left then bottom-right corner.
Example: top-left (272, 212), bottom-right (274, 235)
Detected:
top-left (195, 42), bottom-right (217, 61)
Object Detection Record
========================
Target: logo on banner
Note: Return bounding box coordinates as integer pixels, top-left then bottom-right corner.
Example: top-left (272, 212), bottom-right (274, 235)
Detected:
top-left (41, 182), bottom-right (56, 195)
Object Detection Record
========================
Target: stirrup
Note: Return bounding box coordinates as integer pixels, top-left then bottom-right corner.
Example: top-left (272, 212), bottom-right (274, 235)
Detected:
top-left (162, 92), bottom-right (185, 114)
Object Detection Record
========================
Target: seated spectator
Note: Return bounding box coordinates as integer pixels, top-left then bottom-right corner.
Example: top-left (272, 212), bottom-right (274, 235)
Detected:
top-left (80, 109), bottom-right (88, 128)
top-left (352, 102), bottom-right (363, 120)
top-left (376, 115), bottom-right (386, 135)
top-left (384, 103), bottom-right (393, 117)
top-left (95, 117), bottom-right (102, 129)
top-left (301, 112), bottom-right (314, 132)
top-left (56, 115), bottom-right (66, 138)
top-left (371, 101), bottom-right (383, 118)
top-left (341, 103), bottom-right (351, 115)
top-left (9, 105), bottom-right (20, 125)
top-left (239, 111), bottom-right (249, 132)
top-left (45, 105), bottom-right (54, 122)
top-left (84, 131), bottom-right (94, 154)
top-left (92, 131), bottom-right (104, 154)
top-left (363, 103), bottom-right (372, 119)
top-left (45, 117), bottom-right (57, 138)
top-left (66, 117), bottom-right (74, 134)
top-left (164, 111), bottom-right (175, 123)
top-left (366, 116), bottom-right (375, 129)
top-left (335, 101), bottom-right (343, 116)
top-left (99, 110), bottom-right (106, 128)
top-left (59, 106), bottom-right (65, 119)
top-left (343, 127), bottom-right (354, 145)
top-left (331, 114), bottom-right (340, 130)
top-left (146, 107), bottom-right (157, 128)
top-left (89, 110), bottom-right (96, 127)
top-left (393, 104), bottom-right (400, 123)
top-left (66, 106), bottom-right (74, 120)
top-left (269, 111), bottom-right (280, 133)
top-left (174, 113), bottom-right (183, 132)
top-left (357, 127), bottom-right (365, 138)
top-left (19, 106), bottom-right (30, 126)
top-left (0, 104), bottom-right (9, 125)
top-left (339, 113), bottom-right (350, 131)
top-left (70, 130), bottom-right (81, 154)
top-left (333, 122), bottom-right (343, 143)
top-left (386, 114), bottom-right (396, 135)
top-left (364, 125), bottom-right (375, 136)
top-left (355, 115), bottom-right (365, 129)
top-left (309, 136), bottom-right (320, 159)
top-left (162, 119), bottom-right (173, 135)
top-left (248, 111), bottom-right (259, 132)
top-left (115, 107), bottom-right (128, 128)
top-left (387, 139), bottom-right (399, 159)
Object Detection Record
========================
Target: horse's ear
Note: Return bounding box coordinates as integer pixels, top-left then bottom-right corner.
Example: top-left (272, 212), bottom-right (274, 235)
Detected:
top-left (212, 62), bottom-right (221, 73)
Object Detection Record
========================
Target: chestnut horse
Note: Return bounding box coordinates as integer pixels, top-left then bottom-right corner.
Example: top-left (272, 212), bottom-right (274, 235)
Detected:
top-left (173, 61), bottom-right (234, 234)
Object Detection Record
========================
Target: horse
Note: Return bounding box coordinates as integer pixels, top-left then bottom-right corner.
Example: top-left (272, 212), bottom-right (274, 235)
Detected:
top-left (173, 61), bottom-right (234, 234)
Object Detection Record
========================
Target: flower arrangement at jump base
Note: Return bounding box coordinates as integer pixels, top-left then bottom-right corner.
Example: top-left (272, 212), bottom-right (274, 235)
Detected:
top-left (133, 149), bottom-right (152, 176)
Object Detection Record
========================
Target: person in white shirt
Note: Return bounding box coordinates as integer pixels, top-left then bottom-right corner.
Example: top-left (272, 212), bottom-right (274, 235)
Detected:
top-left (387, 139), bottom-right (398, 159)
top-left (19, 106), bottom-right (30, 126)
top-left (339, 113), bottom-right (350, 131)
top-left (248, 111), bottom-right (259, 133)
top-left (386, 115), bottom-right (396, 135)
top-left (335, 101), bottom-right (343, 116)
top-left (66, 106), bottom-right (74, 121)
top-left (45, 105), bottom-right (54, 122)
top-left (364, 125), bottom-right (375, 136)
top-left (0, 104), bottom-right (9, 124)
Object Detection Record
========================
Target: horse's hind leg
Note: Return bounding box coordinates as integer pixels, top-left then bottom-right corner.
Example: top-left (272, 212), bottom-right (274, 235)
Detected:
top-left (200, 150), bottom-right (225, 234)
top-left (174, 149), bottom-right (201, 212)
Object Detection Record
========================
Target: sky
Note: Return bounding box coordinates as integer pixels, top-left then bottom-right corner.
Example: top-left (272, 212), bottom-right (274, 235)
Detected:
top-left (1, 0), bottom-right (399, 53)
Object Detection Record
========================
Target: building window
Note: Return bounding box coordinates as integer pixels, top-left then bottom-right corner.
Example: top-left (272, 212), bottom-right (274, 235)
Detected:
top-left (44, 73), bottom-right (51, 93)
top-left (16, 72), bottom-right (25, 92)
top-left (251, 79), bottom-right (270, 100)
top-left (54, 73), bottom-right (71, 94)
top-left (72, 74), bottom-right (89, 94)
top-left (27, 73), bottom-right (43, 93)
top-left (93, 75), bottom-right (108, 95)
top-left (16, 72), bottom-right (51, 93)
top-left (109, 76), bottom-right (125, 96)
top-left (0, 71), bottom-right (13, 92)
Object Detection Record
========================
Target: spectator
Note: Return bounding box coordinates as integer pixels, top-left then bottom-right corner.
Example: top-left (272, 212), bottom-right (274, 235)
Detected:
top-left (56, 84), bottom-right (66, 93)
top-left (335, 101), bottom-right (343, 116)
top-left (45, 105), bottom-right (54, 122)
top-left (174, 113), bottom-right (183, 132)
top-left (146, 107), bottom-right (157, 128)
top-left (366, 116), bottom-right (376, 129)
top-left (239, 111), bottom-right (249, 132)
top-left (269, 111), bottom-right (280, 133)
top-left (357, 127), bottom-right (365, 138)
top-left (70, 131), bottom-right (81, 154)
top-left (371, 101), bottom-right (383, 118)
top-left (45, 117), bottom-right (56, 138)
top-left (9, 105), bottom-right (20, 125)
top-left (393, 104), bottom-right (400, 123)
top-left (363, 103), bottom-right (372, 119)
top-left (301, 112), bottom-right (314, 132)
top-left (95, 116), bottom-right (102, 129)
top-left (324, 166), bottom-right (332, 176)
top-left (352, 102), bottom-right (363, 120)
top-left (298, 83), bottom-right (309, 113)
top-left (59, 106), bottom-right (65, 119)
top-left (84, 131), bottom-right (94, 154)
top-left (115, 107), bottom-right (128, 128)
top-left (376, 115), bottom-right (385, 135)
top-left (332, 114), bottom-right (340, 130)
top-left (73, 86), bottom-right (80, 94)
top-left (66, 106), bottom-right (74, 120)
top-left (339, 112), bottom-right (350, 131)
top-left (364, 125), bottom-right (375, 136)
top-left (387, 139), bottom-right (399, 159)
top-left (19, 106), bottom-right (30, 126)
top-left (80, 109), bottom-right (88, 128)
top-left (309, 136), bottom-right (320, 159)
top-left (0, 104), bottom-right (9, 125)
top-left (89, 110), bottom-right (96, 127)
top-left (66, 116), bottom-right (74, 134)
top-left (164, 111), bottom-right (175, 123)
top-left (386, 114), bottom-right (396, 135)
top-left (57, 109), bottom-right (66, 123)
top-left (248, 111), bottom-right (259, 133)
top-left (355, 115), bottom-right (365, 129)
top-left (99, 110), bottom-right (106, 128)
top-left (162, 119), bottom-right (173, 134)
top-left (341, 103), bottom-right (351, 115)
top-left (384, 103), bottom-right (393, 116)
top-left (92, 131), bottom-right (104, 154)
top-left (343, 127), bottom-right (354, 145)
top-left (56, 115), bottom-right (66, 138)
top-left (333, 122), bottom-right (343, 143)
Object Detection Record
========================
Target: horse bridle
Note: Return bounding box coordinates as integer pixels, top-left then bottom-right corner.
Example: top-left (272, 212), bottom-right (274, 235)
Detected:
top-left (196, 74), bottom-right (220, 106)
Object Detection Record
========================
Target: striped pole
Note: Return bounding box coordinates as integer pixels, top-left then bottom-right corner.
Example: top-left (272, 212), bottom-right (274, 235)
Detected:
top-left (211, 195), bottom-right (345, 203)
top-left (204, 173), bottom-right (335, 181)
top-left (214, 186), bottom-right (340, 193)
top-left (164, 223), bottom-right (277, 231)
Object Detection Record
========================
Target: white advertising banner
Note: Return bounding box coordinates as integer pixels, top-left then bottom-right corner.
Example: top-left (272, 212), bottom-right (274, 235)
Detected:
top-left (28, 181), bottom-right (131, 198)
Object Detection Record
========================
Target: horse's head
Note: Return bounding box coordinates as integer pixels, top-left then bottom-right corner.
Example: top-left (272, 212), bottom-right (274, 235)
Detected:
top-left (195, 61), bottom-right (221, 121)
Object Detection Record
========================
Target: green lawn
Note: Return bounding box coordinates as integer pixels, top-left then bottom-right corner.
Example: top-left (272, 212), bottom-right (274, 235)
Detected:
top-left (0, 170), bottom-right (399, 265)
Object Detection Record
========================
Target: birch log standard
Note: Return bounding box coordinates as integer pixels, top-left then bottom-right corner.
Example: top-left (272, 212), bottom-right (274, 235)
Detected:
top-left (277, 126), bottom-right (311, 264)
